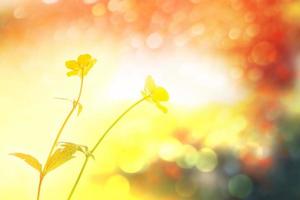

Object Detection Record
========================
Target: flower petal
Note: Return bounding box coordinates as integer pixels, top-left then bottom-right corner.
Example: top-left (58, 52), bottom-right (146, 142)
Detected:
top-left (152, 86), bottom-right (169, 102)
top-left (155, 102), bottom-right (168, 113)
top-left (66, 70), bottom-right (78, 77)
top-left (82, 59), bottom-right (96, 76)
top-left (65, 60), bottom-right (79, 70)
top-left (145, 75), bottom-right (156, 93)
top-left (77, 54), bottom-right (92, 67)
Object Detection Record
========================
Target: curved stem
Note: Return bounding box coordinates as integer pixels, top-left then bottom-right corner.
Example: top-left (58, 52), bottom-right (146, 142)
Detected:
top-left (67, 97), bottom-right (147, 200)
top-left (37, 75), bottom-right (84, 200)
top-left (91, 97), bottom-right (146, 153)
top-left (67, 157), bottom-right (89, 200)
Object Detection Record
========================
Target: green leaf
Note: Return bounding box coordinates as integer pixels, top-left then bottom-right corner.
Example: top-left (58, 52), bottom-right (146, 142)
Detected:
top-left (44, 144), bottom-right (78, 174)
top-left (10, 153), bottom-right (42, 173)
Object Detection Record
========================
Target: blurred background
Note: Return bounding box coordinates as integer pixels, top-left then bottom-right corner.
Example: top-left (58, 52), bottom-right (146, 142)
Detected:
top-left (1, 0), bottom-right (300, 199)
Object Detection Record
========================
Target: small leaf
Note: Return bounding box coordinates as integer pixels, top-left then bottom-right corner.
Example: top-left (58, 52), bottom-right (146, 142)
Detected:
top-left (72, 100), bottom-right (83, 116)
top-left (60, 142), bottom-right (94, 159)
top-left (77, 103), bottom-right (83, 116)
top-left (10, 153), bottom-right (42, 173)
top-left (44, 144), bottom-right (78, 174)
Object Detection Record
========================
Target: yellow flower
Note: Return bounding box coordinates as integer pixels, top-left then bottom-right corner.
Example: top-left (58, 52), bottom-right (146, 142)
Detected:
top-left (65, 54), bottom-right (96, 77)
top-left (141, 75), bottom-right (169, 113)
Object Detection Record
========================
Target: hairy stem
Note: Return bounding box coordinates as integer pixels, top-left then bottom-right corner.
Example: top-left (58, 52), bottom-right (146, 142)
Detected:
top-left (37, 74), bottom-right (84, 200)
top-left (67, 97), bottom-right (147, 200)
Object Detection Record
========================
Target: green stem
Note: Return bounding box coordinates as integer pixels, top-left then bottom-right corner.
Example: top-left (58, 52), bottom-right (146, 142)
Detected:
top-left (37, 75), bottom-right (84, 200)
top-left (67, 97), bottom-right (147, 200)
top-left (67, 157), bottom-right (89, 200)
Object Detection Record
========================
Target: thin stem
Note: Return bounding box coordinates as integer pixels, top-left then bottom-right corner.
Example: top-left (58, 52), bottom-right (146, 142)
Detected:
top-left (37, 175), bottom-right (43, 200)
top-left (37, 74), bottom-right (84, 200)
top-left (67, 97), bottom-right (147, 200)
top-left (67, 157), bottom-right (89, 200)
top-left (91, 97), bottom-right (146, 153)
top-left (46, 76), bottom-right (84, 162)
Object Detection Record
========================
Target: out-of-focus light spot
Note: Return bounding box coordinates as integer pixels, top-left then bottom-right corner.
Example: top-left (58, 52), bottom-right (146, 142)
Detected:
top-left (228, 174), bottom-right (253, 198)
top-left (174, 34), bottom-right (189, 47)
top-left (223, 156), bottom-right (240, 176)
top-left (248, 69), bottom-right (263, 82)
top-left (118, 149), bottom-right (147, 174)
top-left (189, 23), bottom-right (205, 36)
top-left (177, 145), bottom-right (198, 169)
top-left (231, 0), bottom-right (243, 10)
top-left (244, 12), bottom-right (256, 23)
top-left (190, 0), bottom-right (202, 4)
top-left (251, 41), bottom-right (278, 66)
top-left (228, 28), bottom-right (241, 40)
top-left (159, 138), bottom-right (183, 161)
top-left (108, 0), bottom-right (125, 13)
top-left (124, 11), bottom-right (138, 22)
top-left (83, 0), bottom-right (98, 4)
top-left (175, 178), bottom-right (197, 197)
top-left (229, 68), bottom-right (243, 80)
top-left (246, 24), bottom-right (259, 38)
top-left (98, 158), bottom-right (117, 174)
top-left (283, 2), bottom-right (300, 22)
top-left (92, 3), bottom-right (106, 17)
top-left (255, 146), bottom-right (271, 158)
top-left (196, 148), bottom-right (218, 172)
top-left (231, 115), bottom-right (248, 133)
top-left (13, 7), bottom-right (27, 19)
top-left (130, 35), bottom-right (143, 48)
top-left (66, 26), bottom-right (81, 40)
top-left (105, 175), bottom-right (130, 198)
top-left (146, 32), bottom-right (163, 49)
top-left (42, 0), bottom-right (59, 4)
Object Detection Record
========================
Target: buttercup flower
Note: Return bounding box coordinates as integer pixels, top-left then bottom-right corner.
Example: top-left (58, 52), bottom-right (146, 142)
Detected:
top-left (65, 54), bottom-right (96, 77)
top-left (141, 75), bottom-right (169, 113)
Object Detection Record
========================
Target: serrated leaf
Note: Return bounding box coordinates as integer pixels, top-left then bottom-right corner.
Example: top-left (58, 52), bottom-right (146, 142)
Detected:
top-left (60, 142), bottom-right (94, 159)
top-left (10, 153), bottom-right (42, 173)
top-left (44, 144), bottom-right (78, 174)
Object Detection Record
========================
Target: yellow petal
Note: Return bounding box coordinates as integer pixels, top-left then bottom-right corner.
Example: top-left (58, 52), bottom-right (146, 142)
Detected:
top-left (145, 75), bottom-right (156, 93)
top-left (82, 59), bottom-right (96, 76)
top-left (77, 54), bottom-right (92, 67)
top-left (155, 102), bottom-right (168, 113)
top-left (152, 87), bottom-right (169, 102)
top-left (66, 70), bottom-right (78, 77)
top-left (65, 60), bottom-right (79, 70)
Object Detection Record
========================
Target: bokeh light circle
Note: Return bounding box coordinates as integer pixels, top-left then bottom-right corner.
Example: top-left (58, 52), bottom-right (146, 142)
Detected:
top-left (251, 41), bottom-right (278, 66)
top-left (177, 145), bottom-right (198, 169)
top-left (175, 178), bottom-right (197, 198)
top-left (228, 174), bottom-right (253, 198)
top-left (196, 148), bottom-right (218, 172)
top-left (105, 175), bottom-right (130, 198)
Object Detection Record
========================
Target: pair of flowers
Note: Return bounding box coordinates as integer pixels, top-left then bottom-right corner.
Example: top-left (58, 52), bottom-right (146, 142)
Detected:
top-left (66, 54), bottom-right (169, 112)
